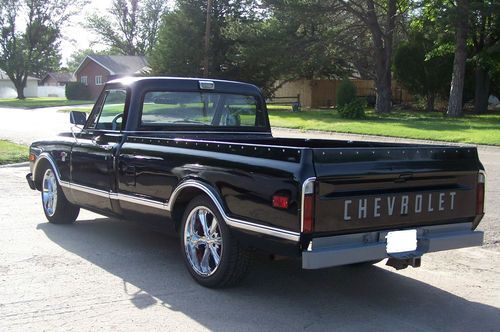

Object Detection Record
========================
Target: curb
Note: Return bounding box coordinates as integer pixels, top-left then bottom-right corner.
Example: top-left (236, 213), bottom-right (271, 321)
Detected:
top-left (0, 162), bottom-right (29, 168)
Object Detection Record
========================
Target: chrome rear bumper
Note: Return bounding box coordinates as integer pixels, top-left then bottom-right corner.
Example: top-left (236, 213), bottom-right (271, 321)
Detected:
top-left (302, 222), bottom-right (484, 269)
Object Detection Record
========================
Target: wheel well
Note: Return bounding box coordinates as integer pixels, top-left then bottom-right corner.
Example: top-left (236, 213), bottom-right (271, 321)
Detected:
top-left (34, 159), bottom-right (50, 191)
top-left (171, 187), bottom-right (215, 232)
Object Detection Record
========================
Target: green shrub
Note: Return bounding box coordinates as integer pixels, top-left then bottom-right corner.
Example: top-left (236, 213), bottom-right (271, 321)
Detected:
top-left (336, 79), bottom-right (357, 108)
top-left (338, 98), bottom-right (366, 119)
top-left (65, 82), bottom-right (91, 100)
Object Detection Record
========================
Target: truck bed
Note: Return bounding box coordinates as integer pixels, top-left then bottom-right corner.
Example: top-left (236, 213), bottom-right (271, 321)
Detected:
top-left (122, 133), bottom-right (482, 237)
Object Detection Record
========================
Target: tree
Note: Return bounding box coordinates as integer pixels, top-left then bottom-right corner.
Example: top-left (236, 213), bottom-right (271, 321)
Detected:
top-left (469, 0), bottom-right (500, 113)
top-left (393, 32), bottom-right (453, 112)
top-left (338, 0), bottom-right (409, 113)
top-left (151, 0), bottom-right (353, 96)
top-left (261, 1), bottom-right (353, 80)
top-left (86, 0), bottom-right (168, 56)
top-left (0, 0), bottom-right (83, 99)
top-left (415, 0), bottom-right (499, 115)
top-left (150, 0), bottom-right (284, 92)
top-left (447, 0), bottom-right (470, 117)
top-left (149, 1), bottom-right (205, 77)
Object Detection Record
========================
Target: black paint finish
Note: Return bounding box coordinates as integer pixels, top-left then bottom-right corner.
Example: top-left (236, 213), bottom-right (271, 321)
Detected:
top-left (28, 77), bottom-right (484, 257)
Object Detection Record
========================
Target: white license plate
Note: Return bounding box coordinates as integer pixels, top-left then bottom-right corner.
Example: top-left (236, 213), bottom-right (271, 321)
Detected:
top-left (386, 229), bottom-right (417, 254)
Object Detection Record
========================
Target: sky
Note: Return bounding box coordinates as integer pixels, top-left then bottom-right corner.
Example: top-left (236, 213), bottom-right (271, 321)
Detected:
top-left (59, 0), bottom-right (114, 66)
top-left (59, 0), bottom-right (175, 66)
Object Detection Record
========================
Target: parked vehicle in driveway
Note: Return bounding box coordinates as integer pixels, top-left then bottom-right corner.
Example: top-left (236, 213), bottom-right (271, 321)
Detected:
top-left (26, 77), bottom-right (486, 287)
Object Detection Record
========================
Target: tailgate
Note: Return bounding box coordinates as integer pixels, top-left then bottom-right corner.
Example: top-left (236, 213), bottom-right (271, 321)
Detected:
top-left (312, 146), bottom-right (482, 234)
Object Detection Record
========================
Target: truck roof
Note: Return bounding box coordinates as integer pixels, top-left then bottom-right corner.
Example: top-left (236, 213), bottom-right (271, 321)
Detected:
top-left (106, 76), bottom-right (262, 96)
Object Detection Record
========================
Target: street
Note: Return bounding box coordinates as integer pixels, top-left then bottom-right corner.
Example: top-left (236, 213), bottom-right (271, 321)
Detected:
top-left (0, 107), bottom-right (499, 331)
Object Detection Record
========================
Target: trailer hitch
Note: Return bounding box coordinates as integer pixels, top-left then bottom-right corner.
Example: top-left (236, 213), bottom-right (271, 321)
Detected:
top-left (386, 257), bottom-right (421, 270)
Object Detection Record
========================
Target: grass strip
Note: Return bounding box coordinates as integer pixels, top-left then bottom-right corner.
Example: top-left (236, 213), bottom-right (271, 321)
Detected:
top-left (268, 109), bottom-right (500, 145)
top-left (0, 140), bottom-right (29, 165)
top-left (0, 97), bottom-right (92, 109)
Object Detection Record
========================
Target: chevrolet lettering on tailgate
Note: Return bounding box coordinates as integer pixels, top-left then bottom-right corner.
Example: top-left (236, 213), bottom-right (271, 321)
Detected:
top-left (344, 192), bottom-right (458, 221)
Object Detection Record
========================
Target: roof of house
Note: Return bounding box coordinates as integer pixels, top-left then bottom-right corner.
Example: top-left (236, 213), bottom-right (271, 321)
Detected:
top-left (75, 55), bottom-right (149, 76)
top-left (0, 69), bottom-right (39, 81)
top-left (42, 72), bottom-right (75, 83)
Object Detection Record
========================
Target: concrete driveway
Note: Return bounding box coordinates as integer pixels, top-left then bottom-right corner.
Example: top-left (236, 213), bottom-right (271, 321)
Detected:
top-left (0, 106), bottom-right (91, 145)
top-left (0, 106), bottom-right (499, 330)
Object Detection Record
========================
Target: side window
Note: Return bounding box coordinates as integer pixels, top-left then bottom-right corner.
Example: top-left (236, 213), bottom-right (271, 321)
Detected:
top-left (87, 89), bottom-right (127, 130)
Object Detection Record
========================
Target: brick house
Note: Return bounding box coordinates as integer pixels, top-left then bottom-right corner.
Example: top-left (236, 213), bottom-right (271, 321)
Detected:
top-left (74, 55), bottom-right (149, 99)
top-left (40, 72), bottom-right (75, 86)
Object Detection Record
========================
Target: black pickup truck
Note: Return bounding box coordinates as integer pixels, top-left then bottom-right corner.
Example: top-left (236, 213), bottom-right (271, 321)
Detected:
top-left (26, 77), bottom-right (485, 287)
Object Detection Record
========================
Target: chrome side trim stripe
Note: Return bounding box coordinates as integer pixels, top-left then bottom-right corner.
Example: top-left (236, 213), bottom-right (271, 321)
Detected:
top-left (40, 164), bottom-right (299, 242)
top-left (63, 183), bottom-right (169, 210)
top-left (111, 192), bottom-right (169, 210)
top-left (70, 183), bottom-right (110, 198)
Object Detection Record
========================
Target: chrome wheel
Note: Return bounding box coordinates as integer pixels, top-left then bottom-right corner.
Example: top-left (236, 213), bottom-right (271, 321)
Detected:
top-left (42, 169), bottom-right (58, 217)
top-left (183, 206), bottom-right (223, 277)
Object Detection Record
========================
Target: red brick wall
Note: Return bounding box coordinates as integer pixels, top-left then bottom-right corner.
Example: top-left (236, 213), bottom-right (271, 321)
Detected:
top-left (76, 61), bottom-right (110, 100)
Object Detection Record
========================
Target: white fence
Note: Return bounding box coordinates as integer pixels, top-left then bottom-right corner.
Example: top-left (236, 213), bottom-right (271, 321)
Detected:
top-left (0, 80), bottom-right (38, 98)
top-left (0, 82), bottom-right (64, 98)
top-left (37, 86), bottom-right (66, 98)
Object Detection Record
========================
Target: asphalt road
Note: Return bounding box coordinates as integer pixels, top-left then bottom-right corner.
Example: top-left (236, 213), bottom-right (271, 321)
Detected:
top-left (0, 106), bottom-right (499, 331)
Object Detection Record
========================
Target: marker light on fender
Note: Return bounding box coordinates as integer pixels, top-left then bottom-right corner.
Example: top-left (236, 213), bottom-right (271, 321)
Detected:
top-left (272, 195), bottom-right (289, 209)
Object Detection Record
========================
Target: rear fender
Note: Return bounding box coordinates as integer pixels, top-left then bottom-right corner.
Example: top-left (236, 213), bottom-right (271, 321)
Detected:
top-left (168, 179), bottom-right (300, 242)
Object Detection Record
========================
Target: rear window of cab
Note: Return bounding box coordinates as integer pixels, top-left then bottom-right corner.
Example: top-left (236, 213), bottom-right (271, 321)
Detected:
top-left (139, 91), bottom-right (267, 130)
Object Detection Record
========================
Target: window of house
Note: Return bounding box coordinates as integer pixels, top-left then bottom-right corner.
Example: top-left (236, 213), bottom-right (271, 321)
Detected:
top-left (80, 76), bottom-right (88, 86)
top-left (95, 75), bottom-right (103, 86)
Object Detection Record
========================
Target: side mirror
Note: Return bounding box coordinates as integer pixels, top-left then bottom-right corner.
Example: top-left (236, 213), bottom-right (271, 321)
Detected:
top-left (70, 111), bottom-right (87, 126)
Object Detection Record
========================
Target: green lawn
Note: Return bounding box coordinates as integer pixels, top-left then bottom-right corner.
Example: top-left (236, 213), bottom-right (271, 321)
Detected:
top-left (0, 97), bottom-right (93, 109)
top-left (269, 109), bottom-right (500, 145)
top-left (58, 107), bottom-right (93, 113)
top-left (0, 140), bottom-right (29, 165)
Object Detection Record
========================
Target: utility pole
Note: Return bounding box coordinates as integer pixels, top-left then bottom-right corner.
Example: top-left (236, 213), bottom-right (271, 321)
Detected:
top-left (203, 0), bottom-right (213, 77)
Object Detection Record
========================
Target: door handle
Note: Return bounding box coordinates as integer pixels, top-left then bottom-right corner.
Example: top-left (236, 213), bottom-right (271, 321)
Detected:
top-left (91, 136), bottom-right (113, 151)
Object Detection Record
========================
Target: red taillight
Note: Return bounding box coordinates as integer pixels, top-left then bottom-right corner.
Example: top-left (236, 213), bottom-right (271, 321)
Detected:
top-left (302, 179), bottom-right (315, 234)
top-left (476, 172), bottom-right (485, 215)
top-left (272, 195), bottom-right (289, 209)
top-left (303, 194), bottom-right (314, 233)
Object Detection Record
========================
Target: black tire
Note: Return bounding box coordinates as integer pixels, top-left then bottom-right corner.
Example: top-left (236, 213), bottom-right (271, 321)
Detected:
top-left (40, 165), bottom-right (80, 224)
top-left (180, 195), bottom-right (251, 288)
